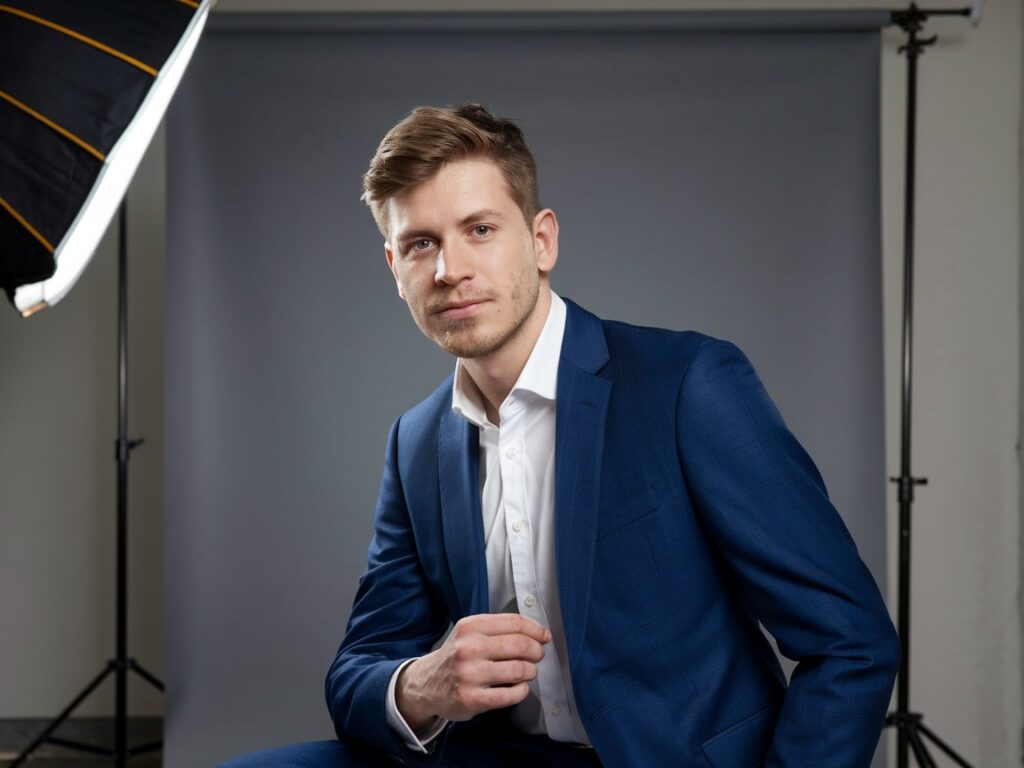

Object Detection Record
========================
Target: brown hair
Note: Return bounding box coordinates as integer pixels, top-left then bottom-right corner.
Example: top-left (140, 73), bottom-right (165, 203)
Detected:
top-left (362, 103), bottom-right (540, 239)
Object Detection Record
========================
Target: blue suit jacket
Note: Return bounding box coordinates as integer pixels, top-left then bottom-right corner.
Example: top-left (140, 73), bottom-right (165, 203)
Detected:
top-left (326, 299), bottom-right (900, 768)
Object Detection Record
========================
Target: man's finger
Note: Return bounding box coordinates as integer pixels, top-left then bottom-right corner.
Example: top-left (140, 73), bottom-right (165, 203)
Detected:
top-left (477, 633), bottom-right (545, 662)
top-left (465, 658), bottom-right (538, 686)
top-left (474, 681), bottom-right (531, 711)
top-left (462, 613), bottom-right (552, 643)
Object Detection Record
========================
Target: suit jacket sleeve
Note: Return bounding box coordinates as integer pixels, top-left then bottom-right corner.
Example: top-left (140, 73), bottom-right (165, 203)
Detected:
top-left (324, 417), bottom-right (451, 764)
top-left (675, 338), bottom-right (900, 767)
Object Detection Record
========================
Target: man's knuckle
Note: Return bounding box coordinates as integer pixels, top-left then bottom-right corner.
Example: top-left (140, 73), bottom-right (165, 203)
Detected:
top-left (452, 639), bottom-right (472, 662)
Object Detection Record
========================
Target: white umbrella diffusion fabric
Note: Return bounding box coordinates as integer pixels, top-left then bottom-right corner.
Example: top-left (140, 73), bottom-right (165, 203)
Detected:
top-left (0, 0), bottom-right (211, 317)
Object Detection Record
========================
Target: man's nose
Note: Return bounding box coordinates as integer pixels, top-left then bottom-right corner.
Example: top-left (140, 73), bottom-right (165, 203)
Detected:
top-left (434, 242), bottom-right (473, 285)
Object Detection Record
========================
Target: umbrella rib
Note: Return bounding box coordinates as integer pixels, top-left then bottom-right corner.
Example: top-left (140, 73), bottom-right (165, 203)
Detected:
top-left (0, 89), bottom-right (106, 161)
top-left (0, 196), bottom-right (55, 254)
top-left (0, 5), bottom-right (158, 76)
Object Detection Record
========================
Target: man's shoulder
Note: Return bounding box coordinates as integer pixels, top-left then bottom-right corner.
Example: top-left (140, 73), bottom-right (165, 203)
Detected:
top-left (394, 372), bottom-right (455, 441)
top-left (565, 297), bottom-right (711, 344)
top-left (572, 299), bottom-right (724, 376)
top-left (601, 315), bottom-right (714, 353)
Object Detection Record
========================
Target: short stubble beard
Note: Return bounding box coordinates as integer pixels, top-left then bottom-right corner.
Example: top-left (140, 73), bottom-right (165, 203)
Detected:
top-left (435, 273), bottom-right (538, 359)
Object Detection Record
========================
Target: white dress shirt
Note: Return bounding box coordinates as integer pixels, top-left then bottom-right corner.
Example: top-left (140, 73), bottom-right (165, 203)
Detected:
top-left (385, 291), bottom-right (590, 751)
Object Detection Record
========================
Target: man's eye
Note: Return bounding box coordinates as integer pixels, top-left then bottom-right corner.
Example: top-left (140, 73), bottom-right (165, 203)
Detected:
top-left (411, 239), bottom-right (434, 252)
top-left (473, 225), bottom-right (491, 236)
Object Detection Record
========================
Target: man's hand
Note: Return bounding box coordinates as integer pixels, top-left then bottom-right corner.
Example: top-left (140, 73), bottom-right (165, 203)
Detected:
top-left (395, 613), bottom-right (552, 732)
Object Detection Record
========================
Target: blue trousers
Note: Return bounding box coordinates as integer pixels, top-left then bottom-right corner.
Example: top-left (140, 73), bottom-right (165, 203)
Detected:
top-left (219, 723), bottom-right (603, 767)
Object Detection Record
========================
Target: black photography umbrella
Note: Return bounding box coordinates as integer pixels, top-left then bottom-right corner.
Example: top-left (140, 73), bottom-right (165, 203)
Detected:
top-left (0, 1), bottom-right (212, 765)
top-left (1, 0), bottom-right (210, 316)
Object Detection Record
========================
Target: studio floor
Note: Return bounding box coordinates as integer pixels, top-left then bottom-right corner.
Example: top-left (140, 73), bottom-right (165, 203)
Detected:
top-left (0, 718), bottom-right (162, 767)
top-left (0, 761), bottom-right (160, 767)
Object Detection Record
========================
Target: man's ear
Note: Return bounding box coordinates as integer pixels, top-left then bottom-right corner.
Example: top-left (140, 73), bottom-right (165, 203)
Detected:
top-left (384, 242), bottom-right (405, 299)
top-left (532, 209), bottom-right (559, 274)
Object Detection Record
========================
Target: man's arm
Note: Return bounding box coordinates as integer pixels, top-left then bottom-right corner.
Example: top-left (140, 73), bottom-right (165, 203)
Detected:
top-left (324, 418), bottom-right (452, 761)
top-left (676, 339), bottom-right (900, 768)
top-left (324, 419), bottom-right (550, 761)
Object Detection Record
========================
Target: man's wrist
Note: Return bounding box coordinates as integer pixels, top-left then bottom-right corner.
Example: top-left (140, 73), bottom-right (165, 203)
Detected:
top-left (385, 658), bottom-right (447, 752)
top-left (395, 656), bottom-right (436, 732)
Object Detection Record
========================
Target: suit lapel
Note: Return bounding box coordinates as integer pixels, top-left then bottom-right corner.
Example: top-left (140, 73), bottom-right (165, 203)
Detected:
top-left (438, 409), bottom-right (488, 617)
top-left (436, 298), bottom-right (610, 658)
top-left (555, 300), bottom-right (611, 675)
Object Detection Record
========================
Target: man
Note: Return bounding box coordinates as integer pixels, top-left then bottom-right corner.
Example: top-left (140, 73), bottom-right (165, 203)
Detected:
top-left (224, 104), bottom-right (900, 767)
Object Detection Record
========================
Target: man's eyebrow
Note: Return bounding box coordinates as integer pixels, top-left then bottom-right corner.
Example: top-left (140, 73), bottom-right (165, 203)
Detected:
top-left (393, 226), bottom-right (437, 246)
top-left (457, 208), bottom-right (505, 228)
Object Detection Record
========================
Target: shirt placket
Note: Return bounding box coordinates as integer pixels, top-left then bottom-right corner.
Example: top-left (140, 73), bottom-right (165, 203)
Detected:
top-left (498, 400), bottom-right (572, 741)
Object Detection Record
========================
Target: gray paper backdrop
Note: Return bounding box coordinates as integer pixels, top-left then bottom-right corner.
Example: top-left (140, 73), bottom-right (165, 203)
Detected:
top-left (166, 12), bottom-right (888, 765)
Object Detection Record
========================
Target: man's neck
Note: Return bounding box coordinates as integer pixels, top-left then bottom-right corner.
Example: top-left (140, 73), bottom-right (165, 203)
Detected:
top-left (461, 287), bottom-right (552, 426)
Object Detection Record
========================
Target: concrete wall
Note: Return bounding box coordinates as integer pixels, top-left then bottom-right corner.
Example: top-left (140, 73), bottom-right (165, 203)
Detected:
top-left (0, 1), bottom-right (1019, 764)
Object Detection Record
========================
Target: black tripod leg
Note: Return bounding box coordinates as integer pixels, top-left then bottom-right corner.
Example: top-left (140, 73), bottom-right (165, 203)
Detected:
top-left (129, 659), bottom-right (165, 691)
top-left (127, 739), bottom-right (164, 757)
top-left (9, 664), bottom-right (113, 768)
top-left (917, 720), bottom-right (976, 767)
top-left (906, 725), bottom-right (938, 768)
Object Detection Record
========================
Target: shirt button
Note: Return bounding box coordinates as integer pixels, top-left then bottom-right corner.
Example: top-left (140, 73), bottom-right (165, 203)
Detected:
top-left (523, 594), bottom-right (536, 608)
top-left (512, 520), bottom-right (524, 533)
top-left (551, 704), bottom-right (561, 717)
top-left (505, 446), bottom-right (517, 460)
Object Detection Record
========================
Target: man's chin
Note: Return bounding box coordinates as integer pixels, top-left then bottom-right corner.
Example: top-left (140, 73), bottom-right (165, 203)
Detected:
top-left (433, 327), bottom-right (504, 359)
top-left (437, 336), bottom-right (499, 359)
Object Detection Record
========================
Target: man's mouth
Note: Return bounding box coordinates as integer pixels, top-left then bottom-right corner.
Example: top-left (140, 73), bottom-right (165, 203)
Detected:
top-left (435, 298), bottom-right (489, 319)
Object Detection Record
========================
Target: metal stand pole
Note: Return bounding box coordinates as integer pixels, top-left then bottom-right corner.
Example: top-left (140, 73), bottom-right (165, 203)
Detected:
top-left (883, 6), bottom-right (975, 767)
top-left (11, 201), bottom-right (164, 766)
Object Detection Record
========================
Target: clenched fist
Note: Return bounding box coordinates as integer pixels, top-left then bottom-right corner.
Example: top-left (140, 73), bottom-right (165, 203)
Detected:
top-left (396, 613), bottom-right (552, 732)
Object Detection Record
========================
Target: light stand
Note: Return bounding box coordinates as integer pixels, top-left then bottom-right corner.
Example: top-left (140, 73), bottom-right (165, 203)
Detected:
top-left (884, 5), bottom-right (977, 767)
top-left (12, 202), bottom-right (164, 767)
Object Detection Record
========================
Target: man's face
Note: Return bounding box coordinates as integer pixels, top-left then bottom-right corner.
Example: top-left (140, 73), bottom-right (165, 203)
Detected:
top-left (385, 157), bottom-right (556, 360)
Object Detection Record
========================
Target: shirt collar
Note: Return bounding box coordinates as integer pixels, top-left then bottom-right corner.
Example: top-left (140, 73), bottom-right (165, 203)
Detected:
top-left (452, 290), bottom-right (567, 429)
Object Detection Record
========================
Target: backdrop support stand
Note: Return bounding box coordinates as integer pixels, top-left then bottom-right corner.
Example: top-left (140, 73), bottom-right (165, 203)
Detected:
top-left (12, 201), bottom-right (164, 768)
top-left (883, 5), bottom-right (976, 768)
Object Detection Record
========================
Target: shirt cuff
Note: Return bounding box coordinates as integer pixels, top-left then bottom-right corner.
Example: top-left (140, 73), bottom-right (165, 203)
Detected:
top-left (385, 658), bottom-right (449, 753)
